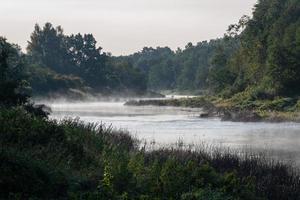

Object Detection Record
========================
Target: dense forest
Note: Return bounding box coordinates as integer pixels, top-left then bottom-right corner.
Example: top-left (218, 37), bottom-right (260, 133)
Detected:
top-left (1, 0), bottom-right (299, 100)
top-left (125, 0), bottom-right (300, 121)
top-left (1, 29), bottom-right (300, 200)
top-left (2, 23), bottom-right (147, 98)
top-left (120, 0), bottom-right (300, 99)
top-left (119, 38), bottom-right (239, 93)
top-left (1, 0), bottom-right (300, 199)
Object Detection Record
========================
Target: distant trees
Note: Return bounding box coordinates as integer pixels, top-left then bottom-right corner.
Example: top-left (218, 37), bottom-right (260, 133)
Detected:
top-left (3, 0), bottom-right (300, 98)
top-left (66, 33), bottom-right (108, 89)
top-left (121, 0), bottom-right (300, 98)
top-left (27, 23), bottom-right (68, 74)
top-left (124, 47), bottom-right (177, 90)
top-left (122, 38), bottom-right (239, 93)
top-left (108, 59), bottom-right (147, 93)
top-left (26, 23), bottom-right (147, 95)
top-left (208, 46), bottom-right (234, 93)
top-left (148, 58), bottom-right (176, 90)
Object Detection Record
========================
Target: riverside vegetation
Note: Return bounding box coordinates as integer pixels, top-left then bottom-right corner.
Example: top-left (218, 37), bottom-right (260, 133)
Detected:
top-left (4, 0), bottom-right (298, 120)
top-left (1, 0), bottom-right (300, 199)
top-left (125, 0), bottom-right (300, 122)
top-left (1, 108), bottom-right (300, 200)
top-left (1, 0), bottom-right (299, 104)
top-left (125, 95), bottom-right (300, 122)
top-left (1, 27), bottom-right (300, 200)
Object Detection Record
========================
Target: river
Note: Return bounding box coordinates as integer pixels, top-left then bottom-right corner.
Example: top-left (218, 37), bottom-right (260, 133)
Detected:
top-left (46, 99), bottom-right (300, 166)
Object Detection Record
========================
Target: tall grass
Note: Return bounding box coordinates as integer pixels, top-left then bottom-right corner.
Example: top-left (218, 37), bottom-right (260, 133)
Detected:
top-left (143, 145), bottom-right (300, 200)
top-left (0, 107), bottom-right (299, 199)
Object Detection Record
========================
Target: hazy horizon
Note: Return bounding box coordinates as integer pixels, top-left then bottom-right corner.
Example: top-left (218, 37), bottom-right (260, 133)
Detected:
top-left (0, 0), bottom-right (257, 56)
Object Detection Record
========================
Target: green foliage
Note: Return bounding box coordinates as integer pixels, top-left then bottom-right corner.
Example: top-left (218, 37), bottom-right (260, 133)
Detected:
top-left (181, 188), bottom-right (232, 200)
top-left (26, 64), bottom-right (86, 96)
top-left (27, 23), bottom-right (68, 74)
top-left (160, 158), bottom-right (185, 198)
top-left (1, 108), bottom-right (300, 199)
top-left (226, 87), bottom-right (299, 112)
top-left (117, 0), bottom-right (300, 99)
top-left (0, 149), bottom-right (68, 199)
top-left (3, 0), bottom-right (300, 99)
top-left (0, 37), bottom-right (29, 106)
top-left (0, 107), bottom-right (135, 199)
top-left (207, 40), bottom-right (238, 93)
top-left (229, 0), bottom-right (300, 96)
top-left (25, 23), bottom-right (147, 95)
top-left (295, 100), bottom-right (300, 111)
top-left (1, 1), bottom-right (300, 198)
top-left (108, 60), bottom-right (147, 93)
top-left (6, 0), bottom-right (300, 99)
top-left (123, 38), bottom-right (239, 92)
top-left (126, 97), bottom-right (215, 111)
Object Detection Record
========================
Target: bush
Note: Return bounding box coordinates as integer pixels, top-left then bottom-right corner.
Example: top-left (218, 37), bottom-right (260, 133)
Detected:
top-left (0, 108), bottom-right (135, 199)
top-left (1, 108), bottom-right (299, 199)
top-left (27, 65), bottom-right (86, 96)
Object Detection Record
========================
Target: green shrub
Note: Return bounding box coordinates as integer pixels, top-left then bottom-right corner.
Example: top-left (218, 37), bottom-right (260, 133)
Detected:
top-left (181, 188), bottom-right (232, 200)
top-left (0, 108), bottom-right (299, 199)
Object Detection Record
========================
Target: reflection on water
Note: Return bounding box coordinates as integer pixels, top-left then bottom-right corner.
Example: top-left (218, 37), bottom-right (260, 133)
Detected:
top-left (47, 101), bottom-right (300, 166)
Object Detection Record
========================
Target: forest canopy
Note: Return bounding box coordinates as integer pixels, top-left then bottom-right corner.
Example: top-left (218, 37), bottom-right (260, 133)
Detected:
top-left (118, 0), bottom-right (300, 99)
top-left (25, 23), bottom-right (147, 97)
top-left (1, 0), bottom-right (299, 100)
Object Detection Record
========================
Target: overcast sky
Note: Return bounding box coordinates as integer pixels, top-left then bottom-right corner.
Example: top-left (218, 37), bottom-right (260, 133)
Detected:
top-left (0, 0), bottom-right (257, 55)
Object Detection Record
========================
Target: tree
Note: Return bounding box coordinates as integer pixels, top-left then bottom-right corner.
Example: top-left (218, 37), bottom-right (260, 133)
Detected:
top-left (0, 37), bottom-right (28, 106)
top-left (228, 0), bottom-right (300, 96)
top-left (208, 47), bottom-right (236, 92)
top-left (67, 33), bottom-right (108, 89)
top-left (27, 23), bottom-right (69, 74)
top-left (26, 23), bottom-right (147, 94)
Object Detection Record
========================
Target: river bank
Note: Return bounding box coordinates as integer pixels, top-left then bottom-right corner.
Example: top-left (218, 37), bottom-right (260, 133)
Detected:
top-left (1, 107), bottom-right (300, 199)
top-left (125, 96), bottom-right (300, 123)
top-left (48, 100), bottom-right (300, 167)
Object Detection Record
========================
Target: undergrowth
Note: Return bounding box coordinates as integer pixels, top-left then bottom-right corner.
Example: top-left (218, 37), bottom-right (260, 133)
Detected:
top-left (0, 108), bottom-right (299, 199)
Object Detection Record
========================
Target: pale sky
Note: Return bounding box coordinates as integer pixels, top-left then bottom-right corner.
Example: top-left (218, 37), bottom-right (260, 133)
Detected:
top-left (0, 0), bottom-right (257, 55)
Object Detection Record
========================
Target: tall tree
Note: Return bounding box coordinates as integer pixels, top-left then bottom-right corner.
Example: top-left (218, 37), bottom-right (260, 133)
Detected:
top-left (27, 23), bottom-right (69, 74)
top-left (0, 37), bottom-right (28, 106)
top-left (67, 33), bottom-right (108, 89)
top-left (229, 0), bottom-right (300, 96)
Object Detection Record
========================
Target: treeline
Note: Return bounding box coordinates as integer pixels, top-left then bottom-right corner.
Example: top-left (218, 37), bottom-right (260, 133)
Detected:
top-left (118, 38), bottom-right (239, 93)
top-left (1, 40), bottom-right (300, 199)
top-left (227, 0), bottom-right (300, 97)
top-left (119, 0), bottom-right (300, 99)
top-left (1, 41), bottom-right (300, 199)
top-left (2, 23), bottom-right (147, 98)
top-left (3, 0), bottom-right (298, 99)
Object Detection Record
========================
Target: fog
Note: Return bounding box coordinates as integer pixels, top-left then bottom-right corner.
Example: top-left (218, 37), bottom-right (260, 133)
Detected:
top-left (46, 100), bottom-right (300, 166)
top-left (0, 0), bottom-right (257, 55)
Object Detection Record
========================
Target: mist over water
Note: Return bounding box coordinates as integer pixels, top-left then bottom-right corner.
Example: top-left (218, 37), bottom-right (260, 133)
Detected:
top-left (47, 99), bottom-right (300, 166)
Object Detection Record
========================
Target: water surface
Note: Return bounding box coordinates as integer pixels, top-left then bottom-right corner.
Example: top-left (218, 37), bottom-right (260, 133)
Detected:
top-left (48, 100), bottom-right (300, 166)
